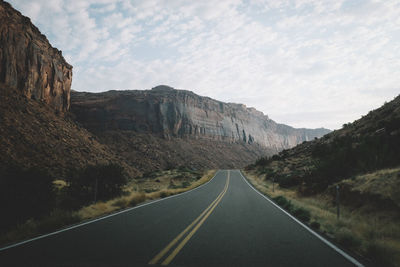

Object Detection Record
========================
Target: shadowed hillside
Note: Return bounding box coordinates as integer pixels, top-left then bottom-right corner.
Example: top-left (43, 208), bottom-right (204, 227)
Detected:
top-left (245, 94), bottom-right (400, 266)
top-left (0, 85), bottom-right (139, 178)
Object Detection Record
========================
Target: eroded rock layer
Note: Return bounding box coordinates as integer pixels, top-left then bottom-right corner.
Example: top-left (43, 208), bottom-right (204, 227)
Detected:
top-left (71, 85), bottom-right (330, 151)
top-left (0, 1), bottom-right (72, 112)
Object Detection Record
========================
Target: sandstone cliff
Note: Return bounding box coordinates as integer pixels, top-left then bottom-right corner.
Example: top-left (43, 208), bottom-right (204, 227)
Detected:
top-left (0, 1), bottom-right (72, 112)
top-left (0, 1), bottom-right (139, 178)
top-left (71, 85), bottom-right (330, 151)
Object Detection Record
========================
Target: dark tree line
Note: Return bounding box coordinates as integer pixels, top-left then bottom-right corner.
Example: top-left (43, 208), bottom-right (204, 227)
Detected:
top-left (0, 163), bottom-right (127, 231)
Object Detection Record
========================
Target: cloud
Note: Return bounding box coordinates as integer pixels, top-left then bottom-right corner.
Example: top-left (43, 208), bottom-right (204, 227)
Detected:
top-left (7, 0), bottom-right (400, 130)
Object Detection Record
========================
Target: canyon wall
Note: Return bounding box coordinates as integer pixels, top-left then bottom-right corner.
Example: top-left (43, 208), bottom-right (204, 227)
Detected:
top-left (0, 1), bottom-right (72, 112)
top-left (71, 85), bottom-right (330, 151)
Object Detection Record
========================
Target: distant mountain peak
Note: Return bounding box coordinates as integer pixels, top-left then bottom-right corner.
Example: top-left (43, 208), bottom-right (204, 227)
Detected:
top-left (152, 85), bottom-right (175, 91)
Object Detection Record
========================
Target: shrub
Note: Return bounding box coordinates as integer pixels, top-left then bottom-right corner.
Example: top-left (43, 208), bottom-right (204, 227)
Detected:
top-left (255, 157), bottom-right (271, 166)
top-left (336, 228), bottom-right (361, 248)
top-left (66, 163), bottom-right (127, 205)
top-left (273, 196), bottom-right (294, 212)
top-left (178, 165), bottom-right (191, 172)
top-left (271, 154), bottom-right (281, 161)
top-left (181, 181), bottom-right (191, 188)
top-left (310, 221), bottom-right (320, 230)
top-left (292, 207), bottom-right (311, 223)
top-left (273, 196), bottom-right (311, 223)
top-left (128, 193), bottom-right (146, 206)
top-left (277, 175), bottom-right (300, 188)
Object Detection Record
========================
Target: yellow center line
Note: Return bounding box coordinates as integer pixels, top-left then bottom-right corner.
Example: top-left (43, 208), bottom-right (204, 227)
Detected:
top-left (148, 170), bottom-right (230, 266)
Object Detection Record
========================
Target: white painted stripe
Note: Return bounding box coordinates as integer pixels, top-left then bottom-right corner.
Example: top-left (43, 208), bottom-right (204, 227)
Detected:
top-left (238, 170), bottom-right (364, 267)
top-left (0, 170), bottom-right (221, 252)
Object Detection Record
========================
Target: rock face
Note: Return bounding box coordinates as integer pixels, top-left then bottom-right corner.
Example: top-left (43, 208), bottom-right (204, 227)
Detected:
top-left (71, 85), bottom-right (330, 151)
top-left (0, 1), bottom-right (72, 112)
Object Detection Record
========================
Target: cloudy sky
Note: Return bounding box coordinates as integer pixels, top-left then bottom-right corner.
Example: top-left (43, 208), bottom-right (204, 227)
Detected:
top-left (9, 0), bottom-right (400, 129)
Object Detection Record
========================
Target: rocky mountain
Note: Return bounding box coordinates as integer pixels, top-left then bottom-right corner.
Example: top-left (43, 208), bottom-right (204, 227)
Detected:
top-left (0, 0), bottom-right (72, 112)
top-left (71, 85), bottom-right (329, 150)
top-left (0, 0), bottom-right (328, 176)
top-left (0, 1), bottom-right (138, 178)
top-left (70, 86), bottom-right (329, 171)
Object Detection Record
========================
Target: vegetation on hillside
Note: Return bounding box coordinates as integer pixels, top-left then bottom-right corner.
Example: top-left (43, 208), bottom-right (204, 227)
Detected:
top-left (244, 171), bottom-right (400, 266)
top-left (245, 95), bottom-right (400, 266)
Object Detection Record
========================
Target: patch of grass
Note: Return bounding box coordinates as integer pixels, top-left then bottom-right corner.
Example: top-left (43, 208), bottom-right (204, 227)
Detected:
top-left (182, 181), bottom-right (191, 188)
top-left (243, 169), bottom-right (400, 267)
top-left (78, 170), bottom-right (216, 220)
top-left (366, 240), bottom-right (398, 267)
top-left (272, 196), bottom-right (311, 222)
top-left (160, 191), bottom-right (169, 198)
top-left (336, 227), bottom-right (362, 248)
top-left (0, 210), bottom-right (80, 247)
top-left (53, 180), bottom-right (67, 190)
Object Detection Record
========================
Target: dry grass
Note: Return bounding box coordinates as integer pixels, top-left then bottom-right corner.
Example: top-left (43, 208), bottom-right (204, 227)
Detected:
top-left (53, 179), bottom-right (67, 190)
top-left (340, 167), bottom-right (400, 207)
top-left (243, 170), bottom-right (400, 267)
top-left (78, 169), bottom-right (216, 220)
top-left (0, 169), bottom-right (216, 248)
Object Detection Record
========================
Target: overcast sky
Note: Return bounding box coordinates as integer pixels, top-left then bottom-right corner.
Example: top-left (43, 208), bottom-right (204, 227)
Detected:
top-left (9, 0), bottom-right (400, 129)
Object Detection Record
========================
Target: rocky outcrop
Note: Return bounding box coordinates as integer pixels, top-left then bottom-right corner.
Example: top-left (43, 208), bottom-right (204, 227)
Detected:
top-left (71, 85), bottom-right (330, 151)
top-left (0, 1), bottom-right (72, 112)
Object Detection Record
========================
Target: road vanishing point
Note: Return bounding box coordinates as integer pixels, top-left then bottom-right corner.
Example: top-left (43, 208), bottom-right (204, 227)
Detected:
top-left (0, 170), bottom-right (362, 266)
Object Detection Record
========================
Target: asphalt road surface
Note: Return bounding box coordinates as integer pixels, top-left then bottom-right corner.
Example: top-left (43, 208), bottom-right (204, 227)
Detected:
top-left (0, 170), bottom-right (361, 266)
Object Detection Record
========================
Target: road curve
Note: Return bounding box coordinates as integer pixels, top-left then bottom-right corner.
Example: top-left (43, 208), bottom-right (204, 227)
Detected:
top-left (0, 170), bottom-right (361, 266)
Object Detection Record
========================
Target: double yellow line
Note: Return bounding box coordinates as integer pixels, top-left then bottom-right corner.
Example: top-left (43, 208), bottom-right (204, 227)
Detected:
top-left (149, 170), bottom-right (230, 266)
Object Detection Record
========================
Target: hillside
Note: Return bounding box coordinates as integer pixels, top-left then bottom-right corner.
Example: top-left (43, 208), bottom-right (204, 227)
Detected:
top-left (0, 85), bottom-right (139, 178)
top-left (245, 95), bottom-right (400, 266)
top-left (70, 86), bottom-right (329, 171)
top-left (247, 94), bottom-right (400, 197)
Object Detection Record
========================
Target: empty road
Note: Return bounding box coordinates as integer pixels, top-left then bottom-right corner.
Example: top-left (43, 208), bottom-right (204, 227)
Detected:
top-left (0, 170), bottom-right (361, 266)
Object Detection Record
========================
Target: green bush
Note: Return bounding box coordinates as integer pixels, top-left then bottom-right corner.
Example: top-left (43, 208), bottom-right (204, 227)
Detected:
top-left (273, 196), bottom-right (311, 223)
top-left (292, 207), bottom-right (311, 223)
top-left (182, 181), bottom-right (191, 188)
top-left (273, 196), bottom-right (294, 212)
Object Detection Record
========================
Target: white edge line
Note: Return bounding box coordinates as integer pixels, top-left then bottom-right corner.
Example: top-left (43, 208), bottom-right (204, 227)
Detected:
top-left (238, 170), bottom-right (364, 267)
top-left (0, 170), bottom-right (221, 252)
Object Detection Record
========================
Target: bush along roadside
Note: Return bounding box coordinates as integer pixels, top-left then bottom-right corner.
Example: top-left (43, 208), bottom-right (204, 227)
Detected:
top-left (272, 196), bottom-right (312, 224)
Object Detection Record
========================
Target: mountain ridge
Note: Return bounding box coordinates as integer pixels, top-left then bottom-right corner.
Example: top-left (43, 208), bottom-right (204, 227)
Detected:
top-left (71, 86), bottom-right (330, 151)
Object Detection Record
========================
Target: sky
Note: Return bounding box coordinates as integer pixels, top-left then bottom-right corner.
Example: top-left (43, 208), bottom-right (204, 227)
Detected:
top-left (8, 0), bottom-right (400, 130)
